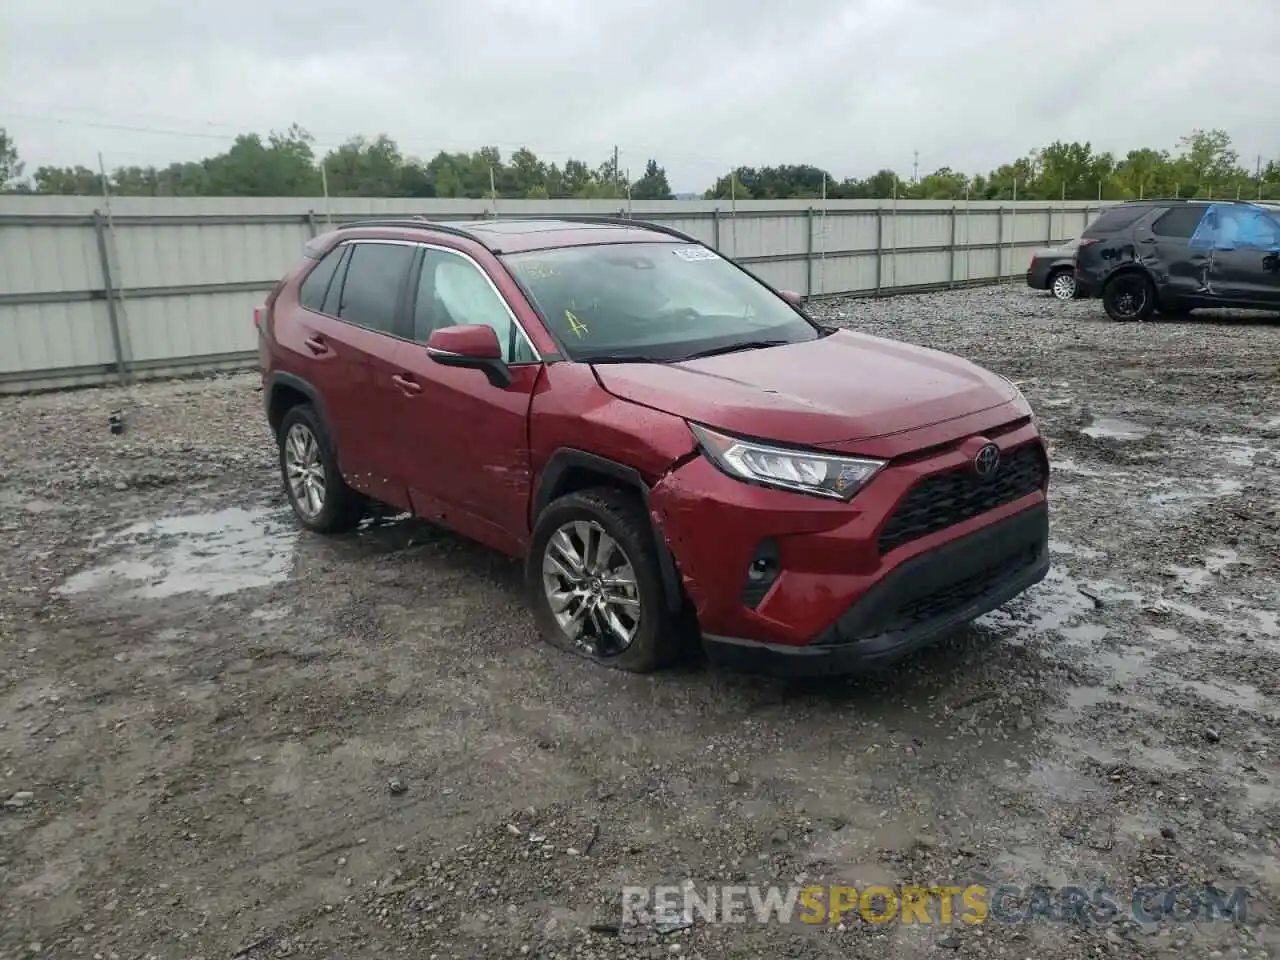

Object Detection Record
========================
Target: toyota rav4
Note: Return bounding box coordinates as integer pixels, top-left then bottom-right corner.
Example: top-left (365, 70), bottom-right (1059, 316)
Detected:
top-left (257, 216), bottom-right (1050, 675)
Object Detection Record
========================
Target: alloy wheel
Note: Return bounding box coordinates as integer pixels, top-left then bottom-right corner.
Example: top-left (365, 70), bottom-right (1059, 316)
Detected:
top-left (1108, 276), bottom-right (1148, 319)
top-left (1051, 272), bottom-right (1076, 300)
top-left (541, 520), bottom-right (642, 657)
top-left (284, 422), bottom-right (326, 519)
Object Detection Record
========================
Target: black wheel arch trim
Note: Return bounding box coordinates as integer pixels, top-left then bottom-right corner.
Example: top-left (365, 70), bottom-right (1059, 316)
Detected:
top-left (533, 448), bottom-right (684, 613)
top-left (264, 371), bottom-right (331, 436)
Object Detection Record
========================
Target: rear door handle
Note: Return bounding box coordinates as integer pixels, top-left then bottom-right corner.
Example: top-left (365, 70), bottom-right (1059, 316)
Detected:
top-left (391, 373), bottom-right (422, 396)
top-left (304, 335), bottom-right (330, 355)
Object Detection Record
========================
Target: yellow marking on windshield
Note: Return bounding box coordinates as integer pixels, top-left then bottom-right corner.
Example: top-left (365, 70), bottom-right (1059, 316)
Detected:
top-left (565, 309), bottom-right (589, 338)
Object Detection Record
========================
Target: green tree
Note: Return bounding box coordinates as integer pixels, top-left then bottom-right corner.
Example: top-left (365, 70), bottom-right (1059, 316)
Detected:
top-left (630, 159), bottom-right (673, 200)
top-left (322, 134), bottom-right (405, 197)
top-left (33, 164), bottom-right (100, 194)
top-left (703, 169), bottom-right (752, 200)
top-left (0, 128), bottom-right (25, 190)
top-left (1027, 141), bottom-right (1115, 200)
top-left (912, 167), bottom-right (970, 199)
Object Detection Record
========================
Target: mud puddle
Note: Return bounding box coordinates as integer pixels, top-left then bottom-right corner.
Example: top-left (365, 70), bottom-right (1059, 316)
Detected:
top-left (1081, 417), bottom-right (1151, 441)
top-left (55, 505), bottom-right (297, 600)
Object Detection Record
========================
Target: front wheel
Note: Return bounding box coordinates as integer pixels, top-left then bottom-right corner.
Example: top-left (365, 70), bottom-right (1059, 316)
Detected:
top-left (526, 488), bottom-right (681, 672)
top-left (1102, 272), bottom-right (1157, 322)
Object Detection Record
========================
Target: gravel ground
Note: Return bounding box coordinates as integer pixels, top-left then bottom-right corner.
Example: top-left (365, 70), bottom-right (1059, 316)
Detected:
top-left (1, 285), bottom-right (1277, 959)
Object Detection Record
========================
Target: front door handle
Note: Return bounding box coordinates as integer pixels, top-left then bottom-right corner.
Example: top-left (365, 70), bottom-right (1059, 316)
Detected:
top-left (391, 373), bottom-right (422, 396)
top-left (304, 335), bottom-right (330, 355)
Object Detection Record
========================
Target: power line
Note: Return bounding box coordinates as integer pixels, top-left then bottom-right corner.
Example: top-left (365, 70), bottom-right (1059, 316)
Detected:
top-left (0, 100), bottom-right (785, 174)
top-left (0, 108), bottom-right (619, 165)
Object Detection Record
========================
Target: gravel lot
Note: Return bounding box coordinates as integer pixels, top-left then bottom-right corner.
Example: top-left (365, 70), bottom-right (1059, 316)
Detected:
top-left (1, 285), bottom-right (1278, 959)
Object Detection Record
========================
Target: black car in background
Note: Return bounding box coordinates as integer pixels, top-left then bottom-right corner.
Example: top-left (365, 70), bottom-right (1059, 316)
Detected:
top-left (1074, 199), bottom-right (1280, 321)
top-left (1026, 239), bottom-right (1081, 300)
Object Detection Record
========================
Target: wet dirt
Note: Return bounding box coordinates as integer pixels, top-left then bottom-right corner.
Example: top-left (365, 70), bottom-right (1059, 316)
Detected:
top-left (0, 286), bottom-right (1277, 959)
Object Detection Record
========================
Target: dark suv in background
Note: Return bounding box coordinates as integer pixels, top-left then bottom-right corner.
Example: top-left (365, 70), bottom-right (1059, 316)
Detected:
top-left (1074, 199), bottom-right (1280, 321)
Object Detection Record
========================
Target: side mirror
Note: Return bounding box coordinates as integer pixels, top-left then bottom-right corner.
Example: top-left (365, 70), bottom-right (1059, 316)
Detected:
top-left (425, 325), bottom-right (512, 388)
top-left (779, 290), bottom-right (805, 308)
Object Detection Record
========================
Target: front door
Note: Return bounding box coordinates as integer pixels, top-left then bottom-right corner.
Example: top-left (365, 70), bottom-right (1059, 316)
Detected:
top-left (1203, 205), bottom-right (1280, 306)
top-left (393, 245), bottom-right (542, 556)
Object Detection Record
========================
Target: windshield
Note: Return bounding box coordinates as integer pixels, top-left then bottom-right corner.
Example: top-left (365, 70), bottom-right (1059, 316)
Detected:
top-left (501, 242), bottom-right (822, 362)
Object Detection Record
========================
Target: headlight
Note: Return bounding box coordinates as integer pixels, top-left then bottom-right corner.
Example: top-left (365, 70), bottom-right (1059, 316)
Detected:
top-left (689, 423), bottom-right (885, 501)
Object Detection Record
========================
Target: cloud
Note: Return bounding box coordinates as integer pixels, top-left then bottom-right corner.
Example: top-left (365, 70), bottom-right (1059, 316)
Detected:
top-left (2, 0), bottom-right (1277, 191)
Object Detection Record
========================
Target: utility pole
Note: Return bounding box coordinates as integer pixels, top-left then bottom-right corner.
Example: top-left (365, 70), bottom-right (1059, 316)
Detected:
top-left (912, 150), bottom-right (919, 184)
top-left (613, 145), bottom-right (619, 193)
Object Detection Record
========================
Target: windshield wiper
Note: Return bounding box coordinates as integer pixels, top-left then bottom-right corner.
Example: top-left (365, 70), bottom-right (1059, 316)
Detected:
top-left (678, 340), bottom-right (792, 361)
top-left (583, 354), bottom-right (667, 364)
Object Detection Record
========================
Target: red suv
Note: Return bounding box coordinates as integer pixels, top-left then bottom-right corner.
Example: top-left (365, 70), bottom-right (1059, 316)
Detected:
top-left (258, 217), bottom-right (1050, 675)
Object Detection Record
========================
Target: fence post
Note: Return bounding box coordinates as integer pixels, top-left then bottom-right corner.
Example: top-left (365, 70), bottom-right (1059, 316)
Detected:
top-left (874, 205), bottom-right (883, 295)
top-left (93, 209), bottom-right (128, 387)
top-left (712, 208), bottom-right (721, 250)
top-left (948, 205), bottom-right (958, 289)
top-left (805, 207), bottom-right (815, 297)
top-left (995, 206), bottom-right (1004, 282)
top-left (306, 210), bottom-right (318, 238)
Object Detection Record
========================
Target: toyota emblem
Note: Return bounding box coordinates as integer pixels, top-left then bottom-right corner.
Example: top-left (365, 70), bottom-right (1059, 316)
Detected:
top-left (973, 443), bottom-right (1001, 479)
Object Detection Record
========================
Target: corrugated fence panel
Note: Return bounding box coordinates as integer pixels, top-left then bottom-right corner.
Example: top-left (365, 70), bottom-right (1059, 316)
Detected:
top-left (0, 195), bottom-right (1109, 392)
top-left (122, 290), bottom-right (260, 363)
top-left (0, 223), bottom-right (101, 295)
top-left (0, 301), bottom-right (116, 376)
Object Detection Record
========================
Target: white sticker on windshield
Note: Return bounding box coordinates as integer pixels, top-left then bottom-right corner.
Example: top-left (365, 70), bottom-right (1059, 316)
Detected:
top-left (672, 246), bottom-right (719, 262)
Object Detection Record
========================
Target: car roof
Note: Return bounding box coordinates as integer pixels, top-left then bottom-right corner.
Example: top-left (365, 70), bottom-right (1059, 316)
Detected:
top-left (1109, 197), bottom-right (1268, 207)
top-left (324, 216), bottom-right (696, 255)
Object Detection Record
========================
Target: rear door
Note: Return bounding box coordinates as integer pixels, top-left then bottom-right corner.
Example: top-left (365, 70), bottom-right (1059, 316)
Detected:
top-left (1131, 205), bottom-right (1209, 300)
top-left (300, 238), bottom-right (419, 511)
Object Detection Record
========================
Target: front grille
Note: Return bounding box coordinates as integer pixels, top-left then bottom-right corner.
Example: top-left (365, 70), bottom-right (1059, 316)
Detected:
top-left (877, 442), bottom-right (1046, 555)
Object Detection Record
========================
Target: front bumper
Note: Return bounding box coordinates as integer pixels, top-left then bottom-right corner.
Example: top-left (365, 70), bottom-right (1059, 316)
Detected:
top-left (647, 413), bottom-right (1050, 675)
top-left (701, 503), bottom-right (1049, 676)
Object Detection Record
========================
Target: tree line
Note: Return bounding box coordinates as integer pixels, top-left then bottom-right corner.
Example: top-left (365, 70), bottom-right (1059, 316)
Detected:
top-left (1, 124), bottom-right (1277, 202)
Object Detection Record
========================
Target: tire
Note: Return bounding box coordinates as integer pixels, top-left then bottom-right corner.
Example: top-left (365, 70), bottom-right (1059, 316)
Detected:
top-left (277, 403), bottom-right (365, 534)
top-left (1049, 269), bottom-right (1077, 301)
top-left (526, 487), bottom-right (681, 673)
top-left (1102, 271), bottom-right (1157, 322)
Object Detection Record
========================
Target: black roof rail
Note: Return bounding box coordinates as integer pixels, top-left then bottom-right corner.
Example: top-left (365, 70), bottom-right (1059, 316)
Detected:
top-left (330, 217), bottom-right (488, 245)
top-left (323, 213), bottom-right (708, 250)
top-left (518, 214), bottom-right (704, 245)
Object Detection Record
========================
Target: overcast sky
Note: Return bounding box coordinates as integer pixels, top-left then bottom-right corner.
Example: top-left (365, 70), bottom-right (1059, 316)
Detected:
top-left (2, 0), bottom-right (1278, 192)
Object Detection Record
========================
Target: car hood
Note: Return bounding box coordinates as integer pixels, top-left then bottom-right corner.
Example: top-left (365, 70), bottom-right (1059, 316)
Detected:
top-left (591, 329), bottom-right (1018, 447)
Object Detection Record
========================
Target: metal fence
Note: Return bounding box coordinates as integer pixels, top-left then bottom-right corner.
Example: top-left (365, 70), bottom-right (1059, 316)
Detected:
top-left (0, 195), bottom-right (1106, 393)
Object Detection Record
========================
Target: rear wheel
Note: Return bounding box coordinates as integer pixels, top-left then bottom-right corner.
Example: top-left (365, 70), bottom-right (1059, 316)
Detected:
top-left (278, 404), bottom-right (365, 533)
top-left (1049, 269), bottom-right (1077, 300)
top-left (527, 488), bottom-right (680, 673)
top-left (1102, 272), bottom-right (1156, 322)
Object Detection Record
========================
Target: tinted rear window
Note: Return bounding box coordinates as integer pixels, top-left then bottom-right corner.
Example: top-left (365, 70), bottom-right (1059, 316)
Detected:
top-left (1081, 205), bottom-right (1149, 237)
top-left (337, 242), bottom-right (415, 335)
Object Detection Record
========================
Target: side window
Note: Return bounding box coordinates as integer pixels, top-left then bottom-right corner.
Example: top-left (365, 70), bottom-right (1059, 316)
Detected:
top-left (298, 246), bottom-right (345, 314)
top-left (413, 249), bottom-right (536, 363)
top-left (1150, 206), bottom-right (1206, 239)
top-left (337, 242), bottom-right (415, 335)
top-left (1081, 205), bottom-right (1148, 237)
